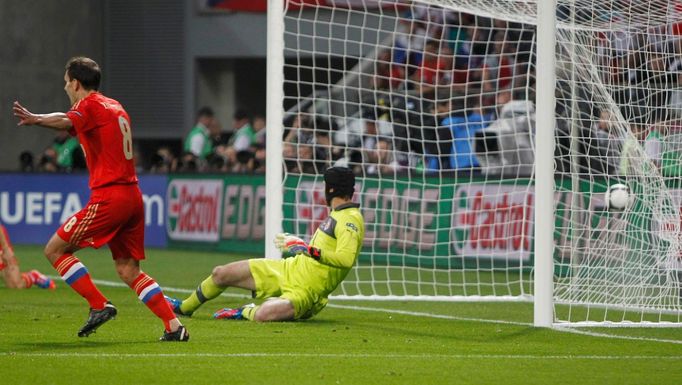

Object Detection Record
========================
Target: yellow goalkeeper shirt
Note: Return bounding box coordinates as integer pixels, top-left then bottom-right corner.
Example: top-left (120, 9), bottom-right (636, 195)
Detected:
top-left (288, 202), bottom-right (364, 299)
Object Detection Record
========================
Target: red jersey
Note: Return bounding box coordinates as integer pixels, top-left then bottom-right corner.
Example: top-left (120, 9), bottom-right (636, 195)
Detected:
top-left (66, 92), bottom-right (138, 189)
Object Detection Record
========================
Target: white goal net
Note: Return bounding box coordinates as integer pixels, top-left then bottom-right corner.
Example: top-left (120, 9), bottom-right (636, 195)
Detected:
top-left (276, 0), bottom-right (682, 326)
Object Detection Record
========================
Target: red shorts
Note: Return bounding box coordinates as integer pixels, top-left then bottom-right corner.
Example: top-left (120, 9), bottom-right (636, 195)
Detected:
top-left (0, 225), bottom-right (15, 271)
top-left (57, 184), bottom-right (146, 261)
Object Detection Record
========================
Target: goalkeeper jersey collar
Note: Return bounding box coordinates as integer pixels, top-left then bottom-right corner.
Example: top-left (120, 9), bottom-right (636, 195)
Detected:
top-left (332, 202), bottom-right (360, 211)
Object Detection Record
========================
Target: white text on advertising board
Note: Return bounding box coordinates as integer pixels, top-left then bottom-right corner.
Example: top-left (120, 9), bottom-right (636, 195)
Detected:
top-left (362, 187), bottom-right (438, 250)
top-left (167, 180), bottom-right (222, 241)
top-left (222, 184), bottom-right (266, 240)
top-left (452, 184), bottom-right (534, 261)
top-left (1, 191), bottom-right (163, 227)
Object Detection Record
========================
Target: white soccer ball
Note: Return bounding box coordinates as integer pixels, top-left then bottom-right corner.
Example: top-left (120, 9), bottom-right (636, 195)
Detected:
top-left (605, 183), bottom-right (632, 211)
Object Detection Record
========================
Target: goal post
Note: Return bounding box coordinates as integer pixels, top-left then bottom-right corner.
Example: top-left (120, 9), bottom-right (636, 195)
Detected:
top-left (267, 0), bottom-right (682, 327)
top-left (534, 0), bottom-right (556, 328)
top-left (265, 0), bottom-right (285, 259)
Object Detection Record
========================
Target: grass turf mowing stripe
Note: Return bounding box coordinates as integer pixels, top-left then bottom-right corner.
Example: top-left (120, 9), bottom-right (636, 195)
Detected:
top-left (2, 352), bottom-right (681, 360)
top-left (74, 276), bottom-right (682, 346)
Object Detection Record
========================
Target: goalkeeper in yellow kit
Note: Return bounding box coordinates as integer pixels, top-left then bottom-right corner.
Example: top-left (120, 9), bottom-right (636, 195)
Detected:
top-left (165, 167), bottom-right (364, 321)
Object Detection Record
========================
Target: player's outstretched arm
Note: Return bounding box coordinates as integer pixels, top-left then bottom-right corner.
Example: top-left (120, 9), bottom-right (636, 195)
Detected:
top-left (13, 101), bottom-right (72, 131)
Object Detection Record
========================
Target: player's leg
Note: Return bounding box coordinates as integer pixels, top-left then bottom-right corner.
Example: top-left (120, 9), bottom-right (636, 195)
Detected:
top-left (2, 264), bottom-right (56, 290)
top-left (212, 258), bottom-right (294, 321)
top-left (216, 282), bottom-right (327, 322)
top-left (113, 256), bottom-right (186, 340)
top-left (47, 199), bottom-right (125, 336)
top-left (26, 269), bottom-right (56, 290)
top-left (0, 260), bottom-right (30, 289)
top-left (171, 260), bottom-right (256, 316)
top-left (108, 188), bottom-right (188, 341)
top-left (213, 297), bottom-right (295, 321)
top-left (1, 249), bottom-right (26, 289)
top-left (0, 230), bottom-right (55, 290)
top-left (45, 231), bottom-right (108, 307)
top-left (212, 259), bottom-right (257, 288)
top-left (0, 226), bottom-right (29, 289)
top-left (45, 231), bottom-right (117, 337)
top-left (250, 298), bottom-right (295, 321)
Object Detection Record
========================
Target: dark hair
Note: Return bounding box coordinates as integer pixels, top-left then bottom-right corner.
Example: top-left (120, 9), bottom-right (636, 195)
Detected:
top-left (197, 106), bottom-right (214, 119)
top-left (324, 166), bottom-right (355, 201)
top-left (65, 57), bottom-right (101, 91)
top-left (233, 108), bottom-right (250, 121)
top-left (236, 150), bottom-right (254, 164)
top-left (315, 117), bottom-right (335, 131)
top-left (150, 153), bottom-right (165, 168)
top-left (19, 151), bottom-right (34, 172)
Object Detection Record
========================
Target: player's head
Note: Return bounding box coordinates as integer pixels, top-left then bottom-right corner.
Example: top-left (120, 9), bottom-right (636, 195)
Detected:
top-left (197, 106), bottom-right (214, 123)
top-left (233, 108), bottom-right (251, 129)
top-left (64, 57), bottom-right (101, 103)
top-left (323, 166), bottom-right (355, 207)
top-left (197, 106), bottom-right (215, 119)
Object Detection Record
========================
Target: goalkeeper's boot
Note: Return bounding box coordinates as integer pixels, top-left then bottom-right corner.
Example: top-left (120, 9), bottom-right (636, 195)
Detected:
top-left (159, 325), bottom-right (190, 342)
top-left (213, 303), bottom-right (256, 320)
top-left (78, 302), bottom-right (117, 337)
top-left (164, 295), bottom-right (192, 317)
top-left (29, 269), bottom-right (56, 290)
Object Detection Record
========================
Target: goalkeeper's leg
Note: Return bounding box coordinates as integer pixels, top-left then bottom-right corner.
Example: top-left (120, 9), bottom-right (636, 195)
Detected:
top-left (247, 298), bottom-right (294, 321)
top-left (213, 298), bottom-right (295, 321)
top-left (174, 260), bottom-right (255, 315)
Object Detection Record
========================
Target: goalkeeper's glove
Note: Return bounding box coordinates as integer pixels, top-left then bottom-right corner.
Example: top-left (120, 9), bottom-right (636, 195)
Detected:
top-left (274, 233), bottom-right (309, 257)
top-left (273, 233), bottom-right (322, 261)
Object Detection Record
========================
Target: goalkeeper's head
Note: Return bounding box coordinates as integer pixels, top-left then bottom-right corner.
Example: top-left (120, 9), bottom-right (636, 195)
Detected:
top-left (324, 166), bottom-right (355, 206)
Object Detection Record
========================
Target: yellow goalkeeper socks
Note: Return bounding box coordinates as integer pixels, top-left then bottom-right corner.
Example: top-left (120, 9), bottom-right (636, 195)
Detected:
top-left (241, 304), bottom-right (260, 321)
top-left (181, 275), bottom-right (225, 314)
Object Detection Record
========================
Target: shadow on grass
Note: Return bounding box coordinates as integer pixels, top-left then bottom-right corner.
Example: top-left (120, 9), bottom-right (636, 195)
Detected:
top-left (7, 339), bottom-right (159, 352)
top-left (342, 319), bottom-right (542, 344)
top-left (197, 314), bottom-right (545, 345)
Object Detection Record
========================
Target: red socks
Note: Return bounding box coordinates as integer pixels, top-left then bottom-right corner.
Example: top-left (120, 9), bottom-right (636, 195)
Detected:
top-left (20, 273), bottom-right (33, 289)
top-left (130, 273), bottom-right (176, 331)
top-left (53, 254), bottom-right (108, 309)
top-left (52, 255), bottom-right (176, 331)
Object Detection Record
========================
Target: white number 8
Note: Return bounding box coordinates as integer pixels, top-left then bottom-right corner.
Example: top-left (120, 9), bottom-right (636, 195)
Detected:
top-left (119, 116), bottom-right (134, 160)
top-left (64, 216), bottom-right (78, 233)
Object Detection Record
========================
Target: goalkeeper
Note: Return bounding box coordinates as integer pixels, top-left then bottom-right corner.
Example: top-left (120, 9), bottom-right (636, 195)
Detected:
top-left (165, 166), bottom-right (364, 321)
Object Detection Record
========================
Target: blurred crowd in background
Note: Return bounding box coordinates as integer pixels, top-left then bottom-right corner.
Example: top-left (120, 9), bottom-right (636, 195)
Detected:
top-left (17, 4), bottom-right (682, 178)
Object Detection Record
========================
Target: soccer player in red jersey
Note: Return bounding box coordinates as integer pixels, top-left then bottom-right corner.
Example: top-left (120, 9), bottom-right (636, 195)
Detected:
top-left (0, 223), bottom-right (55, 290)
top-left (12, 57), bottom-right (188, 341)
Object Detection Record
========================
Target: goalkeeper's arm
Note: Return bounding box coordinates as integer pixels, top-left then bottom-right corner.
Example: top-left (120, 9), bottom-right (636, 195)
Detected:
top-left (309, 224), bottom-right (361, 269)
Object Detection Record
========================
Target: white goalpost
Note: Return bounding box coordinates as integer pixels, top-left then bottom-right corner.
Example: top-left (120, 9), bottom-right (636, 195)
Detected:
top-left (266, 0), bottom-right (682, 327)
top-left (533, 0), bottom-right (555, 327)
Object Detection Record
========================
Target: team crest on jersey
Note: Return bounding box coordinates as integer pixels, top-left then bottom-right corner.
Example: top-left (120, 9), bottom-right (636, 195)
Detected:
top-left (346, 222), bottom-right (358, 232)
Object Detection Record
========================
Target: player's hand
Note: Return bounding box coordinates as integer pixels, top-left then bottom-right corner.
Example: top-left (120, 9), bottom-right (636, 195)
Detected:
top-left (274, 233), bottom-right (309, 256)
top-left (13, 101), bottom-right (41, 126)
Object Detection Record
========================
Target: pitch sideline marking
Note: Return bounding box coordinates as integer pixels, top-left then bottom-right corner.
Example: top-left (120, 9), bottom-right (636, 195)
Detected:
top-left (84, 278), bottom-right (682, 345)
top-left (1, 352), bottom-right (680, 360)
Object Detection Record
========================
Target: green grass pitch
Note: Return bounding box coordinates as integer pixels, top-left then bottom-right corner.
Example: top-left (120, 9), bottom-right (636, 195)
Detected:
top-left (1, 245), bottom-right (680, 385)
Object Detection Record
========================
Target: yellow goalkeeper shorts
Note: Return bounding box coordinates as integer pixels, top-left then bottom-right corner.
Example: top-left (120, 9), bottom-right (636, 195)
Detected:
top-left (248, 258), bottom-right (328, 320)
